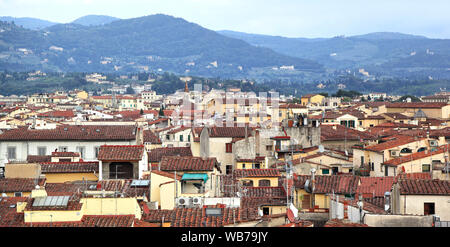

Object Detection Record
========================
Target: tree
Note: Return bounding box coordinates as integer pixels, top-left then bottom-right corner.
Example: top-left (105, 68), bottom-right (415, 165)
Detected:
top-left (126, 86), bottom-right (135, 95)
top-left (159, 105), bottom-right (165, 116)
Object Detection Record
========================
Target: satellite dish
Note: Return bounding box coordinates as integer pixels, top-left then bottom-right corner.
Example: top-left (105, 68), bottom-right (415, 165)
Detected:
top-left (304, 179), bottom-right (312, 193)
top-left (318, 145), bottom-right (325, 153)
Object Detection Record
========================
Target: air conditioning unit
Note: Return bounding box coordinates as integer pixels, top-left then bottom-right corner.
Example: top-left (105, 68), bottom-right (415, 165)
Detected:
top-left (192, 197), bottom-right (203, 205)
top-left (177, 197), bottom-right (191, 207)
top-left (429, 140), bottom-right (438, 147)
top-left (390, 150), bottom-right (399, 157)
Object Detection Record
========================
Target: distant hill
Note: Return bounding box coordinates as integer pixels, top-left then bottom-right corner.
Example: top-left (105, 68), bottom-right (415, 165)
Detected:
top-left (0, 16), bottom-right (58, 30)
top-left (217, 30), bottom-right (450, 73)
top-left (71, 15), bottom-right (120, 26)
top-left (0, 14), bottom-right (323, 77)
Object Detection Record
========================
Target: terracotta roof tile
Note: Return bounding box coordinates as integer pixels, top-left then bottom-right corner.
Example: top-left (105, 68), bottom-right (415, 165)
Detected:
top-left (383, 144), bottom-right (450, 166)
top-left (159, 156), bottom-right (218, 172)
top-left (0, 125), bottom-right (137, 141)
top-left (27, 155), bottom-right (51, 163)
top-left (386, 102), bottom-right (448, 108)
top-left (209, 126), bottom-right (249, 138)
top-left (294, 175), bottom-right (359, 195)
top-left (148, 147), bottom-right (192, 163)
top-left (357, 177), bottom-right (394, 197)
top-left (234, 169), bottom-right (280, 178)
top-left (40, 162), bottom-right (99, 173)
top-left (364, 136), bottom-right (424, 152)
top-left (51, 152), bottom-right (80, 157)
top-left (98, 145), bottom-right (144, 161)
top-left (143, 130), bottom-right (161, 144)
top-left (0, 178), bottom-right (46, 193)
top-left (398, 179), bottom-right (450, 195)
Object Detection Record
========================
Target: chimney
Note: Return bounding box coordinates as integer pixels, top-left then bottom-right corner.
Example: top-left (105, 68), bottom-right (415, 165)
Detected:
top-left (136, 126), bottom-right (144, 145)
top-left (245, 125), bottom-right (248, 141)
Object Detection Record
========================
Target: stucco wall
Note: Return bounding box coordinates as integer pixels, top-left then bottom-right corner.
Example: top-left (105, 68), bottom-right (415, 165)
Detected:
top-left (364, 214), bottom-right (433, 227)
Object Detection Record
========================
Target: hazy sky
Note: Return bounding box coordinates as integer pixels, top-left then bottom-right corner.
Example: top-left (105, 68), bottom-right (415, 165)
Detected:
top-left (1, 0), bottom-right (449, 38)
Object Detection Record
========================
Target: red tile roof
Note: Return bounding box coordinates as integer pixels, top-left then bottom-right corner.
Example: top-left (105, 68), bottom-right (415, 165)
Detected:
top-left (363, 136), bottom-right (424, 152)
top-left (294, 175), bottom-right (359, 194)
top-left (0, 125), bottom-right (137, 141)
top-left (118, 110), bottom-right (158, 120)
top-left (148, 147), bottom-right (192, 163)
top-left (143, 129), bottom-right (161, 144)
top-left (0, 197), bottom-right (29, 227)
top-left (97, 145), bottom-right (145, 161)
top-left (143, 207), bottom-right (260, 227)
top-left (51, 152), bottom-right (80, 157)
top-left (383, 144), bottom-right (450, 166)
top-left (44, 183), bottom-right (86, 196)
top-left (167, 126), bottom-right (191, 134)
top-left (40, 162), bottom-right (99, 173)
top-left (0, 178), bottom-right (46, 193)
top-left (159, 156), bottom-right (218, 172)
top-left (27, 155), bottom-right (51, 163)
top-left (386, 102), bottom-right (448, 108)
top-left (234, 169), bottom-right (280, 178)
top-left (357, 177), bottom-right (394, 197)
top-left (397, 179), bottom-right (450, 195)
top-left (279, 104), bottom-right (307, 109)
top-left (208, 126), bottom-right (250, 138)
top-left (37, 110), bottom-right (75, 118)
top-left (321, 124), bottom-right (377, 141)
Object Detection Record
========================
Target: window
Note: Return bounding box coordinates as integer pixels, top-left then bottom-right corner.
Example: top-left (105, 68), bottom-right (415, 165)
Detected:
top-left (258, 180), bottom-right (271, 187)
top-left (400, 148), bottom-right (412, 153)
top-left (348, 120), bottom-right (355, 128)
top-left (188, 135), bottom-right (191, 142)
top-left (371, 162), bottom-right (375, 171)
top-left (14, 192), bottom-right (22, 197)
top-left (7, 147), bottom-right (16, 160)
top-left (385, 166), bottom-right (389, 176)
top-left (266, 145), bottom-right (273, 151)
top-left (359, 121), bottom-right (362, 125)
top-left (58, 146), bottom-right (68, 152)
top-left (422, 164), bottom-right (431, 172)
top-left (180, 135), bottom-right (184, 142)
top-left (332, 167), bottom-right (339, 175)
top-left (322, 169), bottom-right (330, 175)
top-left (77, 146), bottom-right (85, 159)
top-left (242, 164), bottom-right (246, 169)
top-left (226, 165), bottom-right (233, 175)
top-left (262, 207), bottom-right (270, 215)
top-left (37, 147), bottom-right (47, 156)
top-left (225, 143), bottom-right (233, 153)
top-left (94, 146), bottom-right (100, 158)
top-left (242, 180), bottom-right (253, 187)
top-left (253, 163), bottom-right (260, 169)
top-left (424, 203), bottom-right (435, 215)
top-left (166, 135), bottom-right (170, 140)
